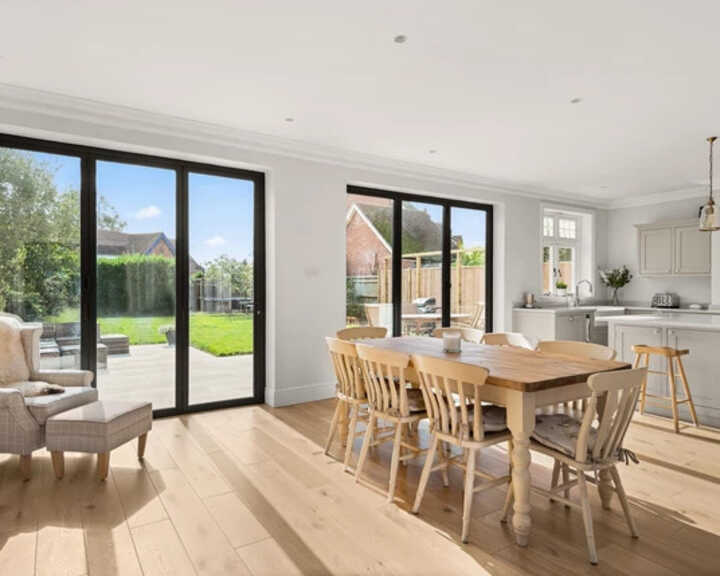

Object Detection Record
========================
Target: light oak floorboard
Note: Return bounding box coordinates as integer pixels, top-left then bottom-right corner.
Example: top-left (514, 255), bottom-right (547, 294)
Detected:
top-left (204, 491), bottom-right (270, 549)
top-left (131, 519), bottom-right (196, 576)
top-left (235, 537), bottom-right (303, 576)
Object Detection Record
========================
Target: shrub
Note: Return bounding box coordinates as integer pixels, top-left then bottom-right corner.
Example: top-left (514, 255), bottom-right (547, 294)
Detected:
top-left (97, 254), bottom-right (175, 316)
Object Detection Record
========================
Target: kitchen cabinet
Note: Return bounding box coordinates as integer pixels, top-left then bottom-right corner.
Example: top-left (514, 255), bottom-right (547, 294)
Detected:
top-left (638, 226), bottom-right (673, 275)
top-left (674, 224), bottom-right (712, 275)
top-left (636, 219), bottom-right (711, 277)
top-left (666, 328), bottom-right (720, 411)
top-left (611, 323), bottom-right (665, 397)
top-left (609, 319), bottom-right (720, 426)
top-left (512, 309), bottom-right (592, 345)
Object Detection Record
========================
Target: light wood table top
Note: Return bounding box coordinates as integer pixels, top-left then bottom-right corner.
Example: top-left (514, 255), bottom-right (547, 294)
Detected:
top-left (359, 336), bottom-right (630, 392)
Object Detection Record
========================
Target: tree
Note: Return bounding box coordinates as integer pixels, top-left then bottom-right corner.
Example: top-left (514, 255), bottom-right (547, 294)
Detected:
top-left (0, 149), bottom-right (75, 317)
top-left (204, 255), bottom-right (253, 298)
top-left (98, 194), bottom-right (126, 231)
top-left (461, 248), bottom-right (485, 266)
top-left (0, 149), bottom-right (124, 319)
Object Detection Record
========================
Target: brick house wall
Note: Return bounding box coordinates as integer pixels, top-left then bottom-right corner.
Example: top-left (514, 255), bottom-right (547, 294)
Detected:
top-left (150, 239), bottom-right (174, 258)
top-left (346, 208), bottom-right (391, 276)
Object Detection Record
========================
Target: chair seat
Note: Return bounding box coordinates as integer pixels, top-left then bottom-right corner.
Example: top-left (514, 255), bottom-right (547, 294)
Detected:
top-left (531, 413), bottom-right (597, 459)
top-left (470, 404), bottom-right (508, 433)
top-left (406, 388), bottom-right (426, 412)
top-left (24, 386), bottom-right (99, 425)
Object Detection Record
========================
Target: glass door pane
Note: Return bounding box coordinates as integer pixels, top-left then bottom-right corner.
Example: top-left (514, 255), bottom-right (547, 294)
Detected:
top-left (401, 201), bottom-right (443, 335)
top-left (0, 147), bottom-right (81, 367)
top-left (345, 193), bottom-right (393, 332)
top-left (188, 172), bottom-right (255, 405)
top-left (450, 207), bottom-right (487, 330)
top-left (96, 161), bottom-right (177, 410)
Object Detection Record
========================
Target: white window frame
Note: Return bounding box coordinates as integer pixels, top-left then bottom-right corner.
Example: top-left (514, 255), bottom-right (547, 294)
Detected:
top-left (542, 211), bottom-right (581, 296)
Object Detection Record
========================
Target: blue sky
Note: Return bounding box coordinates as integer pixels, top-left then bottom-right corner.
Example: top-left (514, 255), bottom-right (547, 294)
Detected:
top-left (28, 151), bottom-right (255, 264)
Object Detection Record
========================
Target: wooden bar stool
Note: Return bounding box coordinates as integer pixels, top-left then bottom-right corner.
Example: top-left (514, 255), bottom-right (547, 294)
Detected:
top-left (631, 344), bottom-right (699, 433)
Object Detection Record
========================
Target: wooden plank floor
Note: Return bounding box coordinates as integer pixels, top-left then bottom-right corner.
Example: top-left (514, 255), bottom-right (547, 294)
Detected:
top-left (1, 403), bottom-right (718, 576)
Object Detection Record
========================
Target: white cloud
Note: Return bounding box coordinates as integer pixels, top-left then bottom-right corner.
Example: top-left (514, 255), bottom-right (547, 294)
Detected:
top-left (135, 205), bottom-right (162, 220)
top-left (205, 235), bottom-right (226, 247)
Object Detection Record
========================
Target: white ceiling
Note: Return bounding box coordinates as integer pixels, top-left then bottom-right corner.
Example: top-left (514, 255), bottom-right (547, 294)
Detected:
top-left (2, 0), bottom-right (720, 204)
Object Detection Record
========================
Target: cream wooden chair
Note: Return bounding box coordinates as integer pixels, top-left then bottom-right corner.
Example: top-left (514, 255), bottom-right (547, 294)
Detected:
top-left (504, 367), bottom-right (646, 564)
top-left (410, 354), bottom-right (512, 543)
top-left (354, 344), bottom-right (426, 502)
top-left (536, 339), bottom-right (618, 492)
top-left (537, 340), bottom-right (616, 361)
top-left (336, 326), bottom-right (387, 341)
top-left (324, 338), bottom-right (370, 471)
top-left (432, 326), bottom-right (484, 344)
top-left (481, 332), bottom-right (533, 349)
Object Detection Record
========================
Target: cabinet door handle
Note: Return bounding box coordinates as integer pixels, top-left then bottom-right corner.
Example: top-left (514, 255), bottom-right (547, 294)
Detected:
top-left (668, 329), bottom-right (675, 335)
top-left (654, 329), bottom-right (662, 335)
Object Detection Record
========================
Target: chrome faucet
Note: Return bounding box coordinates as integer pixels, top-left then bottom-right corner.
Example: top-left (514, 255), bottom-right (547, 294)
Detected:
top-left (574, 279), bottom-right (593, 306)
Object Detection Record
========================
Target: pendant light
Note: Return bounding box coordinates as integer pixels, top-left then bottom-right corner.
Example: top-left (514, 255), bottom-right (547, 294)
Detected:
top-left (699, 136), bottom-right (720, 231)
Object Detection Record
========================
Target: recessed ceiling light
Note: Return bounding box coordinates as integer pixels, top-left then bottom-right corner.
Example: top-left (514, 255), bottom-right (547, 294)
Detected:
top-left (428, 149), bottom-right (437, 154)
top-left (600, 186), bottom-right (608, 190)
top-left (393, 35), bottom-right (407, 44)
top-left (570, 97), bottom-right (583, 104)
top-left (284, 117), bottom-right (295, 123)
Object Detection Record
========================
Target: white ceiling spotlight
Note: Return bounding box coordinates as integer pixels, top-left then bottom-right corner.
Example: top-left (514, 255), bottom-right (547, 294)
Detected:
top-left (284, 117), bottom-right (295, 123)
top-left (570, 97), bottom-right (583, 104)
top-left (699, 136), bottom-right (719, 231)
top-left (428, 149), bottom-right (437, 154)
top-left (393, 35), bottom-right (407, 44)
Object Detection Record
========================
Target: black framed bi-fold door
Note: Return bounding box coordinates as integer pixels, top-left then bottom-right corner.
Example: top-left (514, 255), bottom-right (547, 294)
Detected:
top-left (345, 185), bottom-right (493, 337)
top-left (0, 132), bottom-right (265, 417)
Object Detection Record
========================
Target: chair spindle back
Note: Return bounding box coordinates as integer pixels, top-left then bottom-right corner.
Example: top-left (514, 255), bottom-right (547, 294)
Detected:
top-left (326, 337), bottom-right (365, 401)
top-left (574, 368), bottom-right (646, 463)
top-left (411, 354), bottom-right (489, 442)
top-left (355, 344), bottom-right (411, 416)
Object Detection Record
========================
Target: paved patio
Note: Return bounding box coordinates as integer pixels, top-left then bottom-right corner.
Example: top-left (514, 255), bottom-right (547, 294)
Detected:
top-left (96, 344), bottom-right (254, 409)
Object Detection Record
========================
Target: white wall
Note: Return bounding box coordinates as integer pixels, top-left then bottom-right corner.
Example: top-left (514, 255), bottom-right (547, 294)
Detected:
top-left (0, 99), bottom-right (581, 406)
top-left (606, 197), bottom-right (711, 305)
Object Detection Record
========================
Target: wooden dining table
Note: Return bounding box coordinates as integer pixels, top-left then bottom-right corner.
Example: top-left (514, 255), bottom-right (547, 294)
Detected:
top-left (358, 336), bottom-right (630, 547)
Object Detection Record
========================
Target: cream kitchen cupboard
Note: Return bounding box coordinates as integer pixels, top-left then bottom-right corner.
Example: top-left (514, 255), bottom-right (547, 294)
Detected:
top-left (636, 219), bottom-right (711, 276)
top-left (609, 321), bottom-right (720, 427)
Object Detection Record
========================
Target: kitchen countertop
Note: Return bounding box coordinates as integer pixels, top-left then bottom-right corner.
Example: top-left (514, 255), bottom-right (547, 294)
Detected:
top-left (512, 306), bottom-right (621, 315)
top-left (515, 305), bottom-right (720, 315)
top-left (602, 313), bottom-right (720, 330)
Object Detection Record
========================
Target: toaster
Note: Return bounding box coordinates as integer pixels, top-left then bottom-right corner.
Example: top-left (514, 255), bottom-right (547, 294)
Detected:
top-left (651, 293), bottom-right (679, 308)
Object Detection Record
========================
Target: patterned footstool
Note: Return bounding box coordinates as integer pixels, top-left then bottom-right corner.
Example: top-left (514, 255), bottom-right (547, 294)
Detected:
top-left (46, 400), bottom-right (152, 481)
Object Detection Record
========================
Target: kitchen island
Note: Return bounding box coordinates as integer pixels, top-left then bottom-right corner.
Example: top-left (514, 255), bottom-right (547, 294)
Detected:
top-left (607, 313), bottom-right (720, 427)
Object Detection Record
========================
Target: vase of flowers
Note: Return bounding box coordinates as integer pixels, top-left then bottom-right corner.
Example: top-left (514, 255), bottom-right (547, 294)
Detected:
top-left (600, 266), bottom-right (633, 305)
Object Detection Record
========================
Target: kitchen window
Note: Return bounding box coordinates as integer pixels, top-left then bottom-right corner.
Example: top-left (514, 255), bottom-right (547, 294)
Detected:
top-left (543, 210), bottom-right (580, 295)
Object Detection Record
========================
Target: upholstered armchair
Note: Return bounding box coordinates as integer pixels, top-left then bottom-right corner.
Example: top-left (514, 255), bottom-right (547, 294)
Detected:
top-left (0, 315), bottom-right (97, 479)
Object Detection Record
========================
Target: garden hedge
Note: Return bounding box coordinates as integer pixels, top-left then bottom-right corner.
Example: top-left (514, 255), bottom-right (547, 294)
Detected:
top-left (97, 254), bottom-right (175, 315)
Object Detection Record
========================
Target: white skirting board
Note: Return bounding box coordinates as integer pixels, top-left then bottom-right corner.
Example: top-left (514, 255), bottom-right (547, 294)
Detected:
top-left (265, 381), bottom-right (336, 407)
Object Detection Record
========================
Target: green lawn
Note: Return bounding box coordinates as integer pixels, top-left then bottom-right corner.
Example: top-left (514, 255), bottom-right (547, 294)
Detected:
top-left (48, 309), bottom-right (253, 356)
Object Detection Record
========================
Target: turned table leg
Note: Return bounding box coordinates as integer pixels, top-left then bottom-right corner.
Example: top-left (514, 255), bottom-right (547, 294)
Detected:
top-left (506, 392), bottom-right (536, 547)
top-left (138, 433), bottom-right (148, 459)
top-left (51, 451), bottom-right (65, 479)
